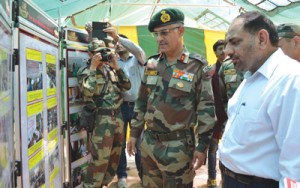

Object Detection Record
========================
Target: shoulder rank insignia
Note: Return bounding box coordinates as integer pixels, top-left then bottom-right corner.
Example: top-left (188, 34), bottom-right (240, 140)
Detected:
top-left (172, 69), bottom-right (194, 82)
top-left (179, 53), bottom-right (186, 62)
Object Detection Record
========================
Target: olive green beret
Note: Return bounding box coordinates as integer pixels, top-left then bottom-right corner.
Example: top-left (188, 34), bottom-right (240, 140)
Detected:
top-left (277, 23), bottom-right (300, 38)
top-left (148, 8), bottom-right (184, 32)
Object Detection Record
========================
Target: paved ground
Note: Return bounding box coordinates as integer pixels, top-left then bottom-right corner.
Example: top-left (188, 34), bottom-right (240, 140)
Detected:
top-left (108, 154), bottom-right (222, 188)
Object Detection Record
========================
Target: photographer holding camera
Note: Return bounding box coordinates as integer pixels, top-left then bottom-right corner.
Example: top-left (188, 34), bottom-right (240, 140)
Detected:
top-left (77, 38), bottom-right (131, 188)
top-left (103, 23), bottom-right (146, 188)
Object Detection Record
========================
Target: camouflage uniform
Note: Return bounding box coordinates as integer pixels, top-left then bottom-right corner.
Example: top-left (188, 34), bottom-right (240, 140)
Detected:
top-left (130, 48), bottom-right (215, 188)
top-left (203, 61), bottom-right (227, 140)
top-left (77, 61), bottom-right (130, 188)
top-left (219, 60), bottom-right (244, 103)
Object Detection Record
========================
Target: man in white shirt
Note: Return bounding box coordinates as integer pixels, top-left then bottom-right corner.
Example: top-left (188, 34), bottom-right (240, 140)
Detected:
top-left (219, 11), bottom-right (300, 188)
top-left (104, 24), bottom-right (146, 188)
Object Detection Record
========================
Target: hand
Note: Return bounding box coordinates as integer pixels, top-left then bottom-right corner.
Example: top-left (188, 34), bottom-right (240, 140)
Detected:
top-left (103, 22), bottom-right (119, 42)
top-left (85, 21), bottom-right (92, 33)
top-left (90, 53), bottom-right (104, 70)
top-left (103, 53), bottom-right (120, 70)
top-left (192, 151), bottom-right (206, 171)
top-left (127, 137), bottom-right (137, 157)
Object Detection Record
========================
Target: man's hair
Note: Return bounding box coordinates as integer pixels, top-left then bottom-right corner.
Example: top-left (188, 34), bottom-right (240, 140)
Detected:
top-left (236, 11), bottom-right (279, 46)
top-left (119, 34), bottom-right (128, 39)
top-left (213, 40), bottom-right (225, 51)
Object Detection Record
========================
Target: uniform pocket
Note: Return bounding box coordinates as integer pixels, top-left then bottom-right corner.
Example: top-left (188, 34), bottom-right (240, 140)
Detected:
top-left (168, 78), bottom-right (193, 93)
top-left (146, 75), bottom-right (159, 85)
top-left (146, 76), bottom-right (159, 102)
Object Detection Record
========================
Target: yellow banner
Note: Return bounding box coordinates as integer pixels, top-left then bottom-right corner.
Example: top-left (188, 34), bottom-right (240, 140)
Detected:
top-left (27, 101), bottom-right (43, 117)
top-left (48, 128), bottom-right (58, 141)
top-left (117, 26), bottom-right (139, 45)
top-left (47, 88), bottom-right (56, 96)
top-left (47, 97), bottom-right (57, 109)
top-left (28, 139), bottom-right (43, 157)
top-left (26, 48), bottom-right (42, 62)
top-left (27, 90), bottom-right (43, 102)
top-left (46, 54), bottom-right (56, 65)
top-left (50, 167), bottom-right (60, 182)
top-left (48, 136), bottom-right (58, 152)
top-left (204, 30), bottom-right (226, 65)
top-left (29, 149), bottom-right (44, 170)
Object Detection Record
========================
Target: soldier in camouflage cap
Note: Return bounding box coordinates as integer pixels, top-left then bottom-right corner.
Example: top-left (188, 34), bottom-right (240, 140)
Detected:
top-left (87, 38), bottom-right (106, 52)
top-left (77, 38), bottom-right (131, 188)
top-left (127, 7), bottom-right (215, 188)
top-left (277, 23), bottom-right (300, 62)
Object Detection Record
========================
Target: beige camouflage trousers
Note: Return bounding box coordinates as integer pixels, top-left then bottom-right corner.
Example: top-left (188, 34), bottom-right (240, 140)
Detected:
top-left (141, 130), bottom-right (195, 188)
top-left (83, 112), bottom-right (123, 188)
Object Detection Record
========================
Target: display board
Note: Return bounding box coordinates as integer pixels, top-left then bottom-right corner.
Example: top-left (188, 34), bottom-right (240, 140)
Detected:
top-left (19, 30), bottom-right (61, 188)
top-left (0, 6), bottom-right (14, 187)
top-left (16, 0), bottom-right (63, 187)
top-left (62, 27), bottom-right (91, 188)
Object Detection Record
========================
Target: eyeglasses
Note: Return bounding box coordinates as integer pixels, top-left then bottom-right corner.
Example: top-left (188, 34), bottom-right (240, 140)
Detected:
top-left (152, 26), bottom-right (180, 37)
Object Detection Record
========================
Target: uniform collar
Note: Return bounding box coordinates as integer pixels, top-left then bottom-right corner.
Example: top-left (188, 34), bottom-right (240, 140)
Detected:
top-left (159, 46), bottom-right (190, 64)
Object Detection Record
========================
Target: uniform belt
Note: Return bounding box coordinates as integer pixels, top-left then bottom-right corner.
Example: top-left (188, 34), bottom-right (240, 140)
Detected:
top-left (97, 109), bottom-right (119, 116)
top-left (123, 101), bottom-right (135, 106)
top-left (220, 163), bottom-right (279, 187)
top-left (147, 129), bottom-right (191, 142)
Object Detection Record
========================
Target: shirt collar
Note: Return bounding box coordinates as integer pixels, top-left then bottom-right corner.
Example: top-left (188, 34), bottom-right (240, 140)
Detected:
top-left (245, 48), bottom-right (281, 80)
top-left (118, 54), bottom-right (133, 62)
top-left (257, 49), bottom-right (281, 79)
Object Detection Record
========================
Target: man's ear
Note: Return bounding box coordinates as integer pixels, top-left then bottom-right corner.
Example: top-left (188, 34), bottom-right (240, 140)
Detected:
top-left (179, 26), bottom-right (185, 37)
top-left (257, 29), bottom-right (269, 49)
top-left (293, 36), bottom-right (300, 48)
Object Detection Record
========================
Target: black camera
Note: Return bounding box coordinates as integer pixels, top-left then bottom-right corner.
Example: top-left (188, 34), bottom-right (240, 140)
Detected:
top-left (95, 48), bottom-right (113, 62)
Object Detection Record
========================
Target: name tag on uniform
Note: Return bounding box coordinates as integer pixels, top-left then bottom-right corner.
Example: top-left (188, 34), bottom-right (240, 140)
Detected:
top-left (172, 69), bottom-right (194, 82)
top-left (145, 70), bottom-right (158, 76)
top-left (224, 69), bottom-right (236, 75)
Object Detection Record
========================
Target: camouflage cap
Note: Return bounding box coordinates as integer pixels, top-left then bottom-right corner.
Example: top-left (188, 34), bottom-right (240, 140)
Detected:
top-left (87, 39), bottom-right (106, 52)
top-left (277, 23), bottom-right (300, 38)
top-left (148, 8), bottom-right (184, 32)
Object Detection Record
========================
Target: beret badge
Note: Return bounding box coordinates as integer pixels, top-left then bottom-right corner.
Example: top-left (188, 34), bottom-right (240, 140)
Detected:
top-left (160, 11), bottom-right (171, 23)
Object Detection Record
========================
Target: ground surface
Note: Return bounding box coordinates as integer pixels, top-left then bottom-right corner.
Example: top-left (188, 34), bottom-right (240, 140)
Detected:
top-left (108, 153), bottom-right (222, 188)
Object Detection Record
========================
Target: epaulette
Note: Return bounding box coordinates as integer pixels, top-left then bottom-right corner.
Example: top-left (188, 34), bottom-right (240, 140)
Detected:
top-left (203, 65), bottom-right (214, 74)
top-left (146, 53), bottom-right (160, 61)
top-left (145, 53), bottom-right (161, 69)
top-left (189, 53), bottom-right (208, 66)
top-left (144, 53), bottom-right (161, 66)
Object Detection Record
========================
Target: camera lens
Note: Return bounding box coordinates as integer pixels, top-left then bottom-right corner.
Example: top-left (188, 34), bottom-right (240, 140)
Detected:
top-left (102, 53), bottom-right (112, 61)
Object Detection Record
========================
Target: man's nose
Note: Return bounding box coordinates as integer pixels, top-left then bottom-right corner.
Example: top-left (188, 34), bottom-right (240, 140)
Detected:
top-left (224, 45), bottom-right (233, 56)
